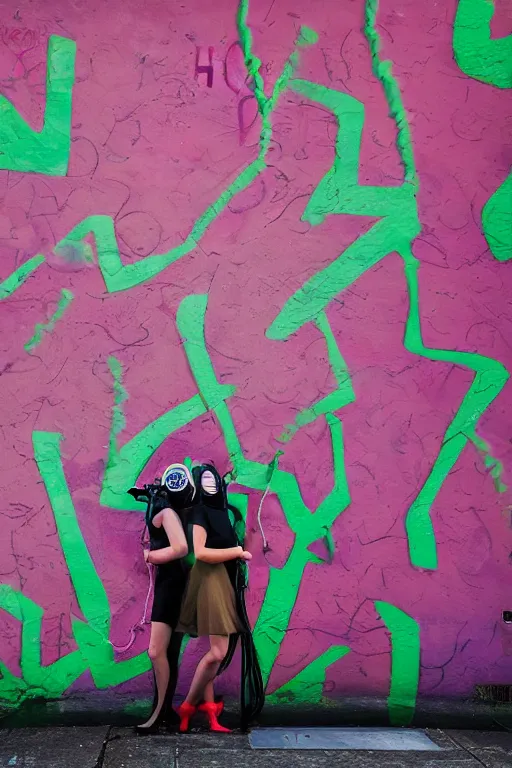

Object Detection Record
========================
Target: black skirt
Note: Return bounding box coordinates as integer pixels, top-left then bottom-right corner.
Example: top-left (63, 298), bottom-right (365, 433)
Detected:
top-left (151, 562), bottom-right (188, 628)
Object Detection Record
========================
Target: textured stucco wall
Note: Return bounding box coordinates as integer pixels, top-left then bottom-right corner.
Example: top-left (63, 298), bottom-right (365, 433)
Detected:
top-left (0, 0), bottom-right (511, 723)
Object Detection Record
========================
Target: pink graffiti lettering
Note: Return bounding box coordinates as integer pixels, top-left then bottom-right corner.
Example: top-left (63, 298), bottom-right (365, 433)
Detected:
top-left (195, 46), bottom-right (214, 87)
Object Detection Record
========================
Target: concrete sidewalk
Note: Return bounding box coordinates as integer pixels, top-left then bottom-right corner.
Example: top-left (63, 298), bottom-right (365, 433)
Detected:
top-left (1, 726), bottom-right (512, 768)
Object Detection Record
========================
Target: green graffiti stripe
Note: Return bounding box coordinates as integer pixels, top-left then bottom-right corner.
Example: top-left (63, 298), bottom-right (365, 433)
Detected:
top-left (107, 356), bottom-right (129, 464)
top-left (267, 645), bottom-right (350, 704)
top-left (0, 661), bottom-right (26, 706)
top-left (7, 21), bottom-right (315, 300)
top-left (24, 288), bottom-right (74, 353)
top-left (0, 584), bottom-right (86, 701)
top-left (375, 601), bottom-right (420, 726)
top-left (227, 491), bottom-right (249, 543)
top-left (454, 0), bottom-right (512, 89)
top-left (0, 255), bottom-right (46, 301)
top-left (315, 312), bottom-right (355, 405)
top-left (236, 0), bottom-right (269, 135)
top-left (100, 290), bottom-right (353, 688)
top-left (177, 295), bottom-right (237, 409)
top-left (268, 216), bottom-right (415, 340)
top-left (71, 620), bottom-right (149, 689)
top-left (267, 0), bottom-right (509, 571)
top-left (0, 35), bottom-right (76, 174)
top-left (469, 431), bottom-right (506, 492)
top-left (31, 164), bottom-right (258, 294)
top-left (279, 311), bottom-right (356, 442)
top-left (6, 166), bottom-right (261, 298)
top-left (33, 431), bottom-right (111, 634)
top-left (173, 293), bottom-right (352, 684)
top-left (33, 431), bottom-right (150, 688)
top-left (402, 248), bottom-right (509, 568)
top-left (266, 76), bottom-right (419, 340)
top-left (101, 395), bottom-right (207, 511)
top-left (97, 290), bottom-right (353, 691)
top-left (101, 302), bottom-right (235, 512)
top-left (227, 492), bottom-right (249, 520)
top-left (251, 416), bottom-right (351, 685)
top-left (369, 0), bottom-right (509, 567)
top-left (236, 2), bottom-right (317, 157)
top-left (364, 0), bottom-right (418, 186)
top-left (482, 172), bottom-right (512, 262)
top-left (293, 79), bottom-right (415, 223)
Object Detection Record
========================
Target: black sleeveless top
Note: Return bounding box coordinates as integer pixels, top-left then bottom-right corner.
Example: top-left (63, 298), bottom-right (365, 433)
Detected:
top-left (187, 503), bottom-right (238, 549)
top-left (148, 499), bottom-right (189, 573)
top-left (148, 501), bottom-right (189, 627)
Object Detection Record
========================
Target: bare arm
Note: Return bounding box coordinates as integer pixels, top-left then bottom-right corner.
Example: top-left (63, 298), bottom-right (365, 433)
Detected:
top-left (146, 508), bottom-right (188, 565)
top-left (193, 524), bottom-right (243, 564)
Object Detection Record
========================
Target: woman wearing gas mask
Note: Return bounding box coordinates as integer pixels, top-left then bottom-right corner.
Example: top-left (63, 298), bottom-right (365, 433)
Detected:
top-left (128, 463), bottom-right (197, 734)
top-left (176, 464), bottom-right (264, 733)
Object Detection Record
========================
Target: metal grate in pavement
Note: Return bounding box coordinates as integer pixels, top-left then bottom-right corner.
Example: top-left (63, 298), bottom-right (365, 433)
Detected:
top-left (249, 727), bottom-right (443, 751)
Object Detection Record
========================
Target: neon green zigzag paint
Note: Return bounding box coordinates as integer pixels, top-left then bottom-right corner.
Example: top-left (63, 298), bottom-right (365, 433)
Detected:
top-left (362, 0), bottom-right (509, 546)
top-left (267, 0), bottom-right (509, 570)
top-left (1, 290), bottom-right (414, 713)
top-left (107, 356), bottom-right (129, 464)
top-left (266, 79), bottom-right (420, 337)
top-left (453, 0), bottom-right (512, 89)
top-left (364, 0), bottom-right (418, 187)
top-left (268, 645), bottom-right (351, 705)
top-left (470, 431), bottom-right (506, 493)
top-left (278, 310), bottom-right (355, 443)
top-left (453, 2), bottom-right (511, 265)
top-left (0, 431), bottom-right (150, 705)
top-left (177, 294), bottom-right (354, 686)
top-left (237, 0), bottom-right (317, 156)
top-left (0, 35), bottom-right (76, 174)
top-left (375, 601), bottom-right (420, 726)
top-left (100, 293), bottom-right (353, 688)
top-left (482, 172), bottom-right (512, 262)
top-left (2, 20), bottom-right (316, 298)
top-left (24, 288), bottom-right (74, 353)
top-left (0, 289), bottom-right (353, 706)
top-left (0, 255), bottom-right (45, 301)
top-left (2, 0), bottom-right (507, 716)
top-left (0, 584), bottom-right (86, 704)
top-left (33, 431), bottom-right (150, 689)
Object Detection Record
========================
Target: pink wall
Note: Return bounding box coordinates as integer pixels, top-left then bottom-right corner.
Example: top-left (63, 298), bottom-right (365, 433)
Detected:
top-left (0, 0), bottom-right (511, 722)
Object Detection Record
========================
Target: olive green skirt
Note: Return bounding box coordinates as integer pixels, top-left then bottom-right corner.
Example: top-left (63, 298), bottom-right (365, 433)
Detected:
top-left (177, 561), bottom-right (242, 637)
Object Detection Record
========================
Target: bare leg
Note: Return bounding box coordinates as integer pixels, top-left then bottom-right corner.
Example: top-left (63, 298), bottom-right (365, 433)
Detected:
top-left (139, 622), bottom-right (172, 728)
top-left (203, 680), bottom-right (215, 703)
top-left (184, 635), bottom-right (229, 706)
top-left (200, 679), bottom-right (224, 717)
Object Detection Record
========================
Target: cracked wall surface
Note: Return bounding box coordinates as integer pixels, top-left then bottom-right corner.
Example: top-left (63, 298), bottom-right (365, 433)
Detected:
top-left (0, 0), bottom-right (511, 724)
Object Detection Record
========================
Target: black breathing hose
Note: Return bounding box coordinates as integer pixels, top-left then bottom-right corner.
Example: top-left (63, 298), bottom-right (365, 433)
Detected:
top-left (216, 503), bottom-right (265, 730)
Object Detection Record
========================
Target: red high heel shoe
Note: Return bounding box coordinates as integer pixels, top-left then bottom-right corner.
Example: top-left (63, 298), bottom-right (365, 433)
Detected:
top-left (198, 700), bottom-right (224, 717)
top-left (176, 701), bottom-right (197, 733)
top-left (200, 701), bottom-right (231, 733)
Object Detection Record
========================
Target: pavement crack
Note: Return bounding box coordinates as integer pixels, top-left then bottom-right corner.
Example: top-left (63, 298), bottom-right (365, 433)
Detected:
top-left (94, 725), bottom-right (113, 768)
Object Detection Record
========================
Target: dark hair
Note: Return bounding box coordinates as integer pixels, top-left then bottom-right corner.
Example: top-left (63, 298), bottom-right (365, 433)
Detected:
top-left (192, 463), bottom-right (245, 545)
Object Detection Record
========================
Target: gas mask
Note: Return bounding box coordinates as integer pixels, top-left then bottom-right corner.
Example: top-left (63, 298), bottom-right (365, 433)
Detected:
top-left (161, 463), bottom-right (196, 510)
top-left (127, 463), bottom-right (196, 524)
top-left (192, 463), bottom-right (226, 510)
